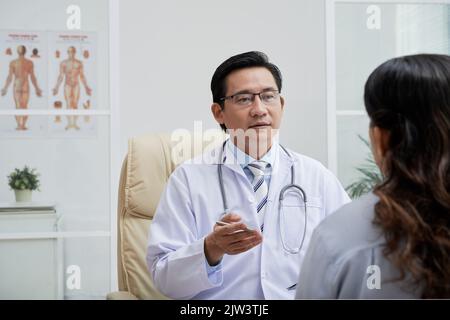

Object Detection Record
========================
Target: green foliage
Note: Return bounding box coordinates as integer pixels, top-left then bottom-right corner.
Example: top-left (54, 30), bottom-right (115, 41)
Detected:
top-left (345, 135), bottom-right (383, 199)
top-left (7, 166), bottom-right (40, 191)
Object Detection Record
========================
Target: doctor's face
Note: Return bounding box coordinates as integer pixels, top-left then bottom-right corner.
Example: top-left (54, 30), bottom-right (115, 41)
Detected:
top-left (213, 67), bottom-right (285, 149)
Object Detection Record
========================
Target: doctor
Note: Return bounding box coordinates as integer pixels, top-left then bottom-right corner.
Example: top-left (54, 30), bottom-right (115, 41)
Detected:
top-left (147, 51), bottom-right (350, 299)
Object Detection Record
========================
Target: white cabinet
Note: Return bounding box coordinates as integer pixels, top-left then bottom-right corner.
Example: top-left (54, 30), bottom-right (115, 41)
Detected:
top-left (0, 203), bottom-right (63, 299)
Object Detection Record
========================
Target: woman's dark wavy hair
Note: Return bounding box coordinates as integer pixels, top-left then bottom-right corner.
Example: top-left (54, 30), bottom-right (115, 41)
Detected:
top-left (364, 54), bottom-right (450, 298)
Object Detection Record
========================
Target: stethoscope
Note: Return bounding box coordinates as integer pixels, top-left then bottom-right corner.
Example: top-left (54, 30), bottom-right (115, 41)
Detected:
top-left (218, 140), bottom-right (308, 254)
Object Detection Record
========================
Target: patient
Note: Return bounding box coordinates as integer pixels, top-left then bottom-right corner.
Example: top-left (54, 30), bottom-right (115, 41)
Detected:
top-left (296, 54), bottom-right (450, 298)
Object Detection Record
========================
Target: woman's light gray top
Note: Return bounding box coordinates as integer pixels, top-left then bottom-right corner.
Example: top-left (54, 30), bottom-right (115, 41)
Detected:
top-left (295, 192), bottom-right (421, 299)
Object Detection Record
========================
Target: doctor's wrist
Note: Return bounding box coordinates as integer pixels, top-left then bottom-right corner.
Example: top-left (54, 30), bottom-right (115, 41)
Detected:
top-left (204, 234), bottom-right (224, 266)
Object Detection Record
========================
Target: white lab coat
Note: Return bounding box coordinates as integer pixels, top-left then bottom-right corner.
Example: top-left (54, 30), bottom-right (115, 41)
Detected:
top-left (147, 141), bottom-right (350, 299)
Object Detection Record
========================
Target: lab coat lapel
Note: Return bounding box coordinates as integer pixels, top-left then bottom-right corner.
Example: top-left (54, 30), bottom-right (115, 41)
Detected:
top-left (267, 146), bottom-right (294, 205)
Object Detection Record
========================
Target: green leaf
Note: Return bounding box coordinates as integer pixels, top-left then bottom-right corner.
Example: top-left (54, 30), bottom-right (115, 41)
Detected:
top-left (7, 166), bottom-right (40, 191)
top-left (345, 136), bottom-right (383, 199)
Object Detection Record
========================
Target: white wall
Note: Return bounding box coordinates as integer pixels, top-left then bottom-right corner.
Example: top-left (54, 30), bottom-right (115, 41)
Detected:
top-left (119, 0), bottom-right (329, 166)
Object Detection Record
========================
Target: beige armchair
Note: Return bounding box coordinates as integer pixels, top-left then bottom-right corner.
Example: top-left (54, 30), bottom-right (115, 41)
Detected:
top-left (107, 132), bottom-right (224, 299)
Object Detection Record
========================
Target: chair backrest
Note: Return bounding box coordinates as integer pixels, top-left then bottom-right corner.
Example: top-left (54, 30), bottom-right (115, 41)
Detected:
top-left (117, 132), bottom-right (224, 299)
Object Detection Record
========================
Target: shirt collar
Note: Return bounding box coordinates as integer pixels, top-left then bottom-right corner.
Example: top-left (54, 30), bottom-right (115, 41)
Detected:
top-left (226, 138), bottom-right (278, 168)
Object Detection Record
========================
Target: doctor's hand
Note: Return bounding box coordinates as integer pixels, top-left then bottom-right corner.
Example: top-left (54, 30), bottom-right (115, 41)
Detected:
top-left (204, 213), bottom-right (262, 266)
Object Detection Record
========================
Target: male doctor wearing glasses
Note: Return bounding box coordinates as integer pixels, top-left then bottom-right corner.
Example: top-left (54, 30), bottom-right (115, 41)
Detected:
top-left (147, 51), bottom-right (350, 299)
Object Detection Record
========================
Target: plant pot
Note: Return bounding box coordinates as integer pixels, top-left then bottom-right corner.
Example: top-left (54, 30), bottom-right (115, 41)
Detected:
top-left (14, 189), bottom-right (32, 202)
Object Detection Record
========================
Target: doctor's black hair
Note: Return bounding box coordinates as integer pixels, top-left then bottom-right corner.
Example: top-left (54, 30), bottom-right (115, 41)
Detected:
top-left (210, 51), bottom-right (283, 131)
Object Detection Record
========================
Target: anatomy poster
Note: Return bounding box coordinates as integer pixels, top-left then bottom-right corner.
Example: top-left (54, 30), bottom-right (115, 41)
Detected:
top-left (48, 32), bottom-right (97, 137)
top-left (0, 30), bottom-right (47, 136)
top-left (0, 30), bottom-right (97, 138)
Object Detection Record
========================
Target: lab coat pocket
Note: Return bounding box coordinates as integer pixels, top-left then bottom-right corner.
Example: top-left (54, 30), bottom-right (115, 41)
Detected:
top-left (279, 194), bottom-right (322, 254)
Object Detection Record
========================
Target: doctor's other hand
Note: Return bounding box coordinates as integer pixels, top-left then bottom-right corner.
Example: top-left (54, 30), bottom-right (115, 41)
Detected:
top-left (204, 213), bottom-right (262, 266)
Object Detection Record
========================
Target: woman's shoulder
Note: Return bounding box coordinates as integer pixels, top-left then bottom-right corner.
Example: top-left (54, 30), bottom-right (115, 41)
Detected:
top-left (306, 192), bottom-right (421, 298)
top-left (313, 192), bottom-right (385, 255)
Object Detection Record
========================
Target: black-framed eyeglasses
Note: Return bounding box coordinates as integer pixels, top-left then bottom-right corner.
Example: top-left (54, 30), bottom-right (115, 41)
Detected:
top-left (220, 90), bottom-right (280, 107)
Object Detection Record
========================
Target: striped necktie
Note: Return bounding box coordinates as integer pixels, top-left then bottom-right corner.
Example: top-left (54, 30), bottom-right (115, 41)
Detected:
top-left (247, 161), bottom-right (269, 232)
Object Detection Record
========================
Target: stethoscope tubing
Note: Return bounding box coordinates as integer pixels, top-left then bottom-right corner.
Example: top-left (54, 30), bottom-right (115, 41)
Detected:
top-left (217, 140), bottom-right (308, 254)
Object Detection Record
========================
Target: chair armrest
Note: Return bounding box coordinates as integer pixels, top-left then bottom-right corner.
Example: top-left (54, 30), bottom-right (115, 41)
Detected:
top-left (106, 291), bottom-right (139, 300)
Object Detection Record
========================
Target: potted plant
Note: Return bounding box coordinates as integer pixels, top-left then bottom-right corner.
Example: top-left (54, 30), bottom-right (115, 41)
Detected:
top-left (345, 135), bottom-right (383, 199)
top-left (7, 166), bottom-right (40, 202)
